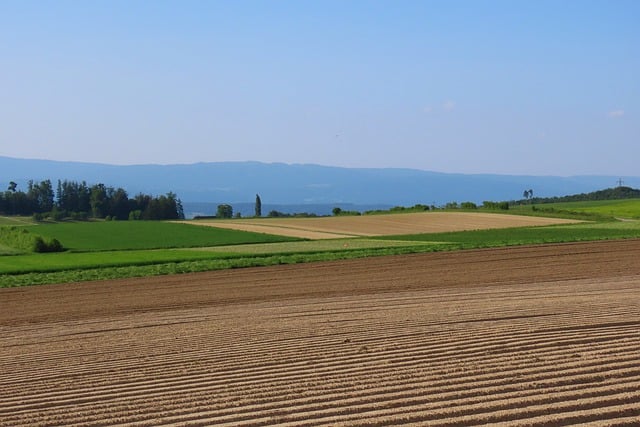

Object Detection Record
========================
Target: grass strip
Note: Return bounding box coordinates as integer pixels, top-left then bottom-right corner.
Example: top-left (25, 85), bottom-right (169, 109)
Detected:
top-left (0, 245), bottom-right (444, 287)
top-left (0, 249), bottom-right (243, 275)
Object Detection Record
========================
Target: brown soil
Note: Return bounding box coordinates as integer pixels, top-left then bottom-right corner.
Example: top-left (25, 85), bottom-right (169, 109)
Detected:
top-left (185, 212), bottom-right (581, 239)
top-left (1, 239), bottom-right (639, 426)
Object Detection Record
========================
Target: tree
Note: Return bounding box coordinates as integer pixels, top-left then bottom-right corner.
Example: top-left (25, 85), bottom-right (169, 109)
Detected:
top-left (142, 192), bottom-right (182, 220)
top-left (109, 188), bottom-right (129, 220)
top-left (332, 207), bottom-right (342, 216)
top-left (175, 197), bottom-right (184, 220)
top-left (30, 180), bottom-right (54, 212)
top-left (1, 177), bottom-right (183, 220)
top-left (255, 194), bottom-right (262, 217)
top-left (217, 204), bottom-right (233, 219)
top-left (90, 184), bottom-right (108, 218)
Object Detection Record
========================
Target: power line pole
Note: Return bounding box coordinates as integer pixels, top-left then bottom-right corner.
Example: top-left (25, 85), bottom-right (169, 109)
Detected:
top-left (617, 178), bottom-right (624, 187)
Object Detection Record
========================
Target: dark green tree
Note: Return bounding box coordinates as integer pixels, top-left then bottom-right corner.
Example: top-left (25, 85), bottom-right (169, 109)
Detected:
top-left (142, 192), bottom-right (182, 220)
top-left (31, 180), bottom-right (54, 212)
top-left (90, 184), bottom-right (108, 218)
top-left (255, 194), bottom-right (262, 217)
top-left (109, 188), bottom-right (130, 220)
top-left (217, 204), bottom-right (233, 219)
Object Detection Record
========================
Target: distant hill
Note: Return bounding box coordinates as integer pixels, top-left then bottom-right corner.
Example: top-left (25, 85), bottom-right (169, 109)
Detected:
top-left (2, 156), bottom-right (639, 217)
top-left (525, 186), bottom-right (640, 204)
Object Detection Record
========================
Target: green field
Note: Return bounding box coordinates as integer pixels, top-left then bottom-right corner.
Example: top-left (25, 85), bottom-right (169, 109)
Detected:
top-left (510, 198), bottom-right (640, 219)
top-left (378, 220), bottom-right (640, 249)
top-left (544, 199), bottom-right (640, 218)
top-left (23, 220), bottom-right (300, 251)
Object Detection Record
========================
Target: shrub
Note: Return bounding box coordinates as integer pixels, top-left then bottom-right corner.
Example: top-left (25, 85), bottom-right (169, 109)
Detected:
top-left (33, 237), bottom-right (63, 253)
top-left (49, 207), bottom-right (65, 221)
top-left (0, 226), bottom-right (64, 253)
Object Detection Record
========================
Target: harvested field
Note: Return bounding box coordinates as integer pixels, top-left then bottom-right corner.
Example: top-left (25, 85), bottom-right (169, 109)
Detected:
top-left (1, 239), bottom-right (640, 426)
top-left (186, 212), bottom-right (581, 239)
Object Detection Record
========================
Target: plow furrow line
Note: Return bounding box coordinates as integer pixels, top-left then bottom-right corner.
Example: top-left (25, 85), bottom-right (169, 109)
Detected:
top-left (2, 329), bottom-right (639, 400)
top-left (2, 303), bottom-right (636, 359)
top-left (140, 386), bottom-right (640, 427)
top-left (3, 333), bottom-right (639, 405)
top-left (3, 320), bottom-right (637, 389)
top-left (2, 350), bottom-right (639, 419)
top-left (268, 389), bottom-right (640, 427)
top-left (5, 368), bottom-right (640, 427)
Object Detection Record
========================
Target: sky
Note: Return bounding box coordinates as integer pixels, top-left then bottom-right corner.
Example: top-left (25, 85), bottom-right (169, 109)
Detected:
top-left (1, 0), bottom-right (638, 176)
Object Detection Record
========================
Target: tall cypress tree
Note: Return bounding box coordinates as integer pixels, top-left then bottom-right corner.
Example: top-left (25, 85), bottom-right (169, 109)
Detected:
top-left (255, 194), bottom-right (262, 217)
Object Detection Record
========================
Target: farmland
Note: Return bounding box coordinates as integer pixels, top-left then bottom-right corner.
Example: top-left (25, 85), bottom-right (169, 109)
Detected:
top-left (188, 211), bottom-right (581, 239)
top-left (511, 198), bottom-right (640, 219)
top-left (4, 210), bottom-right (640, 287)
top-left (24, 220), bottom-right (301, 251)
top-left (1, 239), bottom-right (639, 425)
top-left (547, 199), bottom-right (640, 218)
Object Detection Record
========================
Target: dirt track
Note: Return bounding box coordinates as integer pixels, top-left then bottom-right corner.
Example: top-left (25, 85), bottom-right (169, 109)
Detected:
top-left (1, 240), bottom-right (640, 425)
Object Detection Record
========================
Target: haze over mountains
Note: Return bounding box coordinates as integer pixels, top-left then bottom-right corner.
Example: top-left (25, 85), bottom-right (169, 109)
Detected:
top-left (1, 156), bottom-right (638, 217)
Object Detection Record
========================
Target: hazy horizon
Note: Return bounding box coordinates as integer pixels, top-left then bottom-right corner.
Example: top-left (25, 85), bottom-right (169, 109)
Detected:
top-left (1, 1), bottom-right (638, 176)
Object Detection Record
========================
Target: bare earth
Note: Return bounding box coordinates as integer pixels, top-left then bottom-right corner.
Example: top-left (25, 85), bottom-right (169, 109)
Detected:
top-left (185, 212), bottom-right (581, 239)
top-left (1, 239), bottom-right (640, 426)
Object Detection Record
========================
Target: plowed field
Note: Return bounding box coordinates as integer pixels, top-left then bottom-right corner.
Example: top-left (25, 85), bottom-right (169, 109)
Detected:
top-left (186, 212), bottom-right (580, 239)
top-left (1, 239), bottom-right (640, 426)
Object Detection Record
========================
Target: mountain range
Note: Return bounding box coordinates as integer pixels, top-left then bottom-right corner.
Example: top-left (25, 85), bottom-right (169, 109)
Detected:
top-left (1, 156), bottom-right (638, 217)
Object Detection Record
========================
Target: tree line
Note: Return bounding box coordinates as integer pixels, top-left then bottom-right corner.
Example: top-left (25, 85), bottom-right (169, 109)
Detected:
top-left (0, 180), bottom-right (184, 220)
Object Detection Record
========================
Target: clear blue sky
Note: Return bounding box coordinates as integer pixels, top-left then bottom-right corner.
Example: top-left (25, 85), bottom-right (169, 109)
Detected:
top-left (1, 1), bottom-right (638, 175)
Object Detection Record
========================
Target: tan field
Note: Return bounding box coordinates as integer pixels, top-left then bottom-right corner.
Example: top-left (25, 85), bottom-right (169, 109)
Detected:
top-left (1, 239), bottom-right (639, 426)
top-left (185, 212), bottom-right (581, 239)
